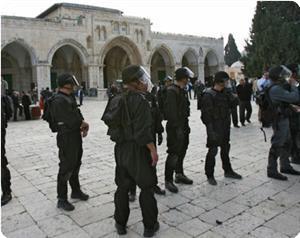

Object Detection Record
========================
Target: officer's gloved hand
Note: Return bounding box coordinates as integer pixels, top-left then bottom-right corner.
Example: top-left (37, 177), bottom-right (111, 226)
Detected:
top-left (157, 133), bottom-right (163, 145)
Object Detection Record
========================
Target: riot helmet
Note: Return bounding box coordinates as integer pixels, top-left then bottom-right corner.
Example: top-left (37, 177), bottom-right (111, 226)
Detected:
top-left (122, 65), bottom-right (153, 92)
top-left (57, 74), bottom-right (80, 88)
top-left (269, 65), bottom-right (292, 82)
top-left (175, 67), bottom-right (194, 81)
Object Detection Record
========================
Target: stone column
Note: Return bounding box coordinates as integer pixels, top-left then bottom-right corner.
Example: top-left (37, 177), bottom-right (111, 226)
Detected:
top-left (87, 64), bottom-right (100, 88)
top-left (32, 63), bottom-right (51, 97)
top-left (98, 64), bottom-right (104, 89)
top-left (198, 63), bottom-right (205, 83)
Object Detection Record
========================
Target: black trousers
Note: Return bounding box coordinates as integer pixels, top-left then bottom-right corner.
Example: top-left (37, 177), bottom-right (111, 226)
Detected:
top-left (239, 101), bottom-right (252, 124)
top-left (13, 105), bottom-right (23, 121)
top-left (56, 131), bottom-right (83, 200)
top-left (165, 126), bottom-right (189, 182)
top-left (231, 105), bottom-right (238, 126)
top-left (205, 143), bottom-right (233, 177)
top-left (1, 127), bottom-right (11, 195)
top-left (23, 105), bottom-right (31, 120)
top-left (114, 164), bottom-right (158, 229)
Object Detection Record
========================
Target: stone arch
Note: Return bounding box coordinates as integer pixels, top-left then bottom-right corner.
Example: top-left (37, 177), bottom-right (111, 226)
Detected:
top-left (2, 38), bottom-right (38, 65)
top-left (149, 44), bottom-right (176, 84)
top-left (181, 47), bottom-right (199, 77)
top-left (1, 40), bottom-right (37, 92)
top-left (204, 49), bottom-right (219, 86)
top-left (100, 36), bottom-right (143, 88)
top-left (48, 39), bottom-right (89, 90)
top-left (47, 39), bottom-right (89, 66)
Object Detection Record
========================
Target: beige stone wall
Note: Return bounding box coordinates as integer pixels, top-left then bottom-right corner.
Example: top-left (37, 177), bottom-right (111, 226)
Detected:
top-left (1, 4), bottom-right (224, 99)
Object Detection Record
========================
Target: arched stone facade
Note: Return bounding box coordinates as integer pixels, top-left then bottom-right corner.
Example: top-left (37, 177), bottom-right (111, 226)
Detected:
top-left (1, 3), bottom-right (224, 99)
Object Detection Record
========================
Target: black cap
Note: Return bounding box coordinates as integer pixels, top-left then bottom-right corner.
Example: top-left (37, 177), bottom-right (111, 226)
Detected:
top-left (214, 71), bottom-right (229, 84)
top-left (122, 65), bottom-right (144, 84)
top-left (175, 67), bottom-right (194, 81)
top-left (57, 74), bottom-right (78, 88)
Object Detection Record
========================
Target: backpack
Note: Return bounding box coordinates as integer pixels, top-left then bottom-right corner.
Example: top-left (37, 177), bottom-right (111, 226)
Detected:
top-left (101, 92), bottom-right (131, 143)
top-left (42, 95), bottom-right (58, 133)
top-left (257, 84), bottom-right (277, 128)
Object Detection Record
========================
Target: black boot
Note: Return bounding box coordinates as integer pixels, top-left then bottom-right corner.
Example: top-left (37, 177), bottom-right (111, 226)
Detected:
top-left (224, 170), bottom-right (242, 179)
top-left (1, 193), bottom-right (12, 206)
top-left (165, 181), bottom-right (178, 193)
top-left (280, 168), bottom-right (300, 175)
top-left (144, 222), bottom-right (159, 237)
top-left (267, 172), bottom-right (288, 180)
top-left (71, 190), bottom-right (89, 201)
top-left (153, 185), bottom-right (166, 195)
top-left (175, 173), bottom-right (193, 184)
top-left (57, 199), bottom-right (75, 211)
top-left (115, 222), bottom-right (127, 235)
top-left (207, 176), bottom-right (217, 186)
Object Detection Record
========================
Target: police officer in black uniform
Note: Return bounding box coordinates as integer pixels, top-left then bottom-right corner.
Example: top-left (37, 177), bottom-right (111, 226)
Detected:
top-left (287, 64), bottom-right (300, 165)
top-left (113, 65), bottom-right (159, 237)
top-left (157, 76), bottom-right (173, 118)
top-left (200, 71), bottom-right (242, 185)
top-left (129, 89), bottom-right (166, 201)
top-left (267, 66), bottom-right (300, 180)
top-left (51, 74), bottom-right (90, 211)
top-left (164, 67), bottom-right (193, 193)
top-left (1, 84), bottom-right (13, 206)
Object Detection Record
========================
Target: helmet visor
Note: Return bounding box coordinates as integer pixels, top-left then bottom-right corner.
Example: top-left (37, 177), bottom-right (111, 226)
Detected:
top-left (183, 67), bottom-right (195, 79)
top-left (138, 66), bottom-right (153, 92)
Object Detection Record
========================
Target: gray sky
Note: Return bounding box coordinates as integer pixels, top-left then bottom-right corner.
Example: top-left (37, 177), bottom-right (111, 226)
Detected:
top-left (0, 0), bottom-right (259, 52)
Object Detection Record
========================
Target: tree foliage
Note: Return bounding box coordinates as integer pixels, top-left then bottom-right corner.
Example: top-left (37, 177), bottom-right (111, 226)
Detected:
top-left (241, 1), bottom-right (300, 77)
top-left (224, 34), bottom-right (241, 66)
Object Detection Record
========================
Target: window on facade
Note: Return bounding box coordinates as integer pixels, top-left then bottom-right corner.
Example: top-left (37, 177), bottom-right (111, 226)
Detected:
top-left (101, 26), bottom-right (107, 40)
top-left (146, 40), bottom-right (151, 51)
top-left (113, 22), bottom-right (120, 34)
top-left (140, 30), bottom-right (144, 43)
top-left (121, 22), bottom-right (128, 34)
top-left (87, 36), bottom-right (92, 48)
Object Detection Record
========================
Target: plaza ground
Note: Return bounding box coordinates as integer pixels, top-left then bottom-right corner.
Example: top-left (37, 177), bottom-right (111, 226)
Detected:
top-left (1, 100), bottom-right (300, 238)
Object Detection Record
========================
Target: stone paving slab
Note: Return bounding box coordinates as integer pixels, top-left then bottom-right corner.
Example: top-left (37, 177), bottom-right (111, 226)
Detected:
top-left (1, 100), bottom-right (300, 238)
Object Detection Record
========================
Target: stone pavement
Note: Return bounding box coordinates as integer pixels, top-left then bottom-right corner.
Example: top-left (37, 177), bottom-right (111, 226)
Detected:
top-left (1, 100), bottom-right (300, 238)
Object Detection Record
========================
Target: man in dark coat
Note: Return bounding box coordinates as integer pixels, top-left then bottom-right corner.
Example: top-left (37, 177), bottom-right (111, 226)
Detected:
top-left (200, 71), bottom-right (242, 185)
top-left (21, 91), bottom-right (32, 120)
top-left (111, 65), bottom-right (159, 237)
top-left (51, 74), bottom-right (90, 211)
top-left (1, 89), bottom-right (13, 206)
top-left (236, 78), bottom-right (253, 126)
top-left (164, 67), bottom-right (194, 193)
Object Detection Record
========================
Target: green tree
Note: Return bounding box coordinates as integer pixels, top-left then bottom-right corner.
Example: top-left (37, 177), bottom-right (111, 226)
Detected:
top-left (242, 1), bottom-right (300, 77)
top-left (224, 34), bottom-right (241, 66)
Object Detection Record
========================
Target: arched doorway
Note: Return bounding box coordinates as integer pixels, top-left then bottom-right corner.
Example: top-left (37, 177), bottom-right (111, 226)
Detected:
top-left (1, 41), bottom-right (34, 93)
top-left (103, 46), bottom-right (130, 88)
top-left (204, 50), bottom-right (219, 86)
top-left (182, 49), bottom-right (198, 84)
top-left (50, 45), bottom-right (86, 90)
top-left (150, 46), bottom-right (175, 85)
top-left (101, 36), bottom-right (142, 88)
